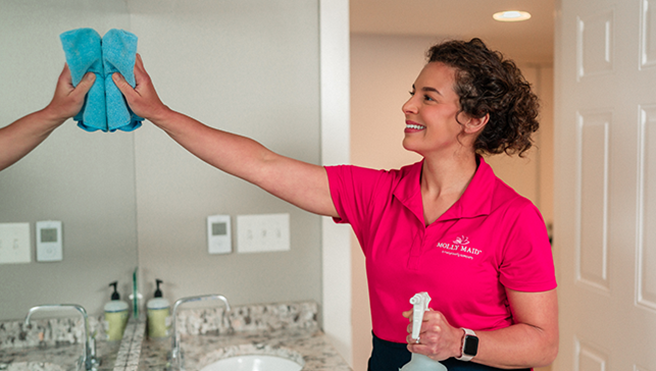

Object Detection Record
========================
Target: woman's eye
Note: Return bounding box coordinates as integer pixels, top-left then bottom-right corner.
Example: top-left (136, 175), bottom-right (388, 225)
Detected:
top-left (409, 90), bottom-right (415, 96)
top-left (423, 95), bottom-right (434, 101)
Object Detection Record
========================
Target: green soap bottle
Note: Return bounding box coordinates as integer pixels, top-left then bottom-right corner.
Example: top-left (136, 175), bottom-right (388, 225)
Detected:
top-left (147, 279), bottom-right (170, 339)
top-left (104, 281), bottom-right (129, 341)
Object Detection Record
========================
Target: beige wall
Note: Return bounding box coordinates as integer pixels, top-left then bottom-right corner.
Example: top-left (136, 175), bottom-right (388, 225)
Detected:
top-left (349, 33), bottom-right (554, 370)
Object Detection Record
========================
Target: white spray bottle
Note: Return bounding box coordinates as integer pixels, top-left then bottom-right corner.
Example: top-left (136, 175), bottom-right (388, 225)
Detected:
top-left (399, 292), bottom-right (448, 371)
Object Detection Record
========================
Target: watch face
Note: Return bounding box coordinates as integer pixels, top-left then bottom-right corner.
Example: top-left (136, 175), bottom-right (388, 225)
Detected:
top-left (464, 335), bottom-right (479, 356)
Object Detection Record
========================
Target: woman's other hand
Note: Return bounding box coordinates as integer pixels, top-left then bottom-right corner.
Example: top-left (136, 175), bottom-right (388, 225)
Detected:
top-left (402, 308), bottom-right (463, 361)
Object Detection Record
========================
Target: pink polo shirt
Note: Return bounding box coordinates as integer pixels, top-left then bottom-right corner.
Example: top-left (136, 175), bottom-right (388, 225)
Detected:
top-left (325, 156), bottom-right (556, 343)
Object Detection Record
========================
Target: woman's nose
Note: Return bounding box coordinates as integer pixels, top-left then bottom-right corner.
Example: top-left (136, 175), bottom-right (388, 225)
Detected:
top-left (402, 96), bottom-right (418, 115)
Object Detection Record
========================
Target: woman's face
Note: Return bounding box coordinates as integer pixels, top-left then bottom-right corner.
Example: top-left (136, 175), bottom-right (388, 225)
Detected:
top-left (401, 62), bottom-right (470, 157)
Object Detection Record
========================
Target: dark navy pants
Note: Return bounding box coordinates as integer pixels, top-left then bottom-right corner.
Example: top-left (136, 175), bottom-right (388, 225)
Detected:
top-left (368, 332), bottom-right (530, 371)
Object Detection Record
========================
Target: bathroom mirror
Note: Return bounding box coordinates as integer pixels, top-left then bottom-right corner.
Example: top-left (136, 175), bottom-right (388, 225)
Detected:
top-left (0, 0), bottom-right (138, 320)
top-left (0, 0), bottom-right (324, 322)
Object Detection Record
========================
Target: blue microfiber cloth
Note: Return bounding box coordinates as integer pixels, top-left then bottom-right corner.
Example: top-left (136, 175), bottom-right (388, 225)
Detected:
top-left (59, 28), bottom-right (143, 132)
top-left (102, 29), bottom-right (143, 132)
top-left (60, 28), bottom-right (106, 131)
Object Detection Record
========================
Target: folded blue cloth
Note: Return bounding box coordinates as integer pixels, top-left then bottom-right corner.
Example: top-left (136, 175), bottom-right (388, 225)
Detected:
top-left (59, 28), bottom-right (143, 132)
top-left (60, 28), bottom-right (106, 131)
top-left (102, 29), bottom-right (143, 132)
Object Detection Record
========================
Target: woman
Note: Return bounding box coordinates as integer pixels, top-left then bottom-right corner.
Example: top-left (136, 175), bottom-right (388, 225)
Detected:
top-left (0, 66), bottom-right (95, 171)
top-left (114, 38), bottom-right (558, 371)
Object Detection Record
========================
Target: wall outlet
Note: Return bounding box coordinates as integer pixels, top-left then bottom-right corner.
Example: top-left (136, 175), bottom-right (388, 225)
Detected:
top-left (236, 213), bottom-right (290, 253)
top-left (0, 223), bottom-right (31, 264)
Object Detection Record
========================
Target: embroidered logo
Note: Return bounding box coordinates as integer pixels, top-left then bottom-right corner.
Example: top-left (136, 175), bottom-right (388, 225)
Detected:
top-left (453, 235), bottom-right (469, 245)
top-left (437, 235), bottom-right (481, 260)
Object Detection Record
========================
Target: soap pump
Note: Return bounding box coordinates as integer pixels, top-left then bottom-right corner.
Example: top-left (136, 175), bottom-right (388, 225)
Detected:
top-left (104, 281), bottom-right (129, 341)
top-left (147, 279), bottom-right (170, 339)
top-left (399, 292), bottom-right (448, 371)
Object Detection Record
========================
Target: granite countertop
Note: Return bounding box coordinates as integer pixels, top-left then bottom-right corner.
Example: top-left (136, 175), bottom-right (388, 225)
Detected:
top-left (0, 341), bottom-right (121, 371)
top-left (0, 301), bottom-right (352, 371)
top-left (139, 325), bottom-right (351, 370)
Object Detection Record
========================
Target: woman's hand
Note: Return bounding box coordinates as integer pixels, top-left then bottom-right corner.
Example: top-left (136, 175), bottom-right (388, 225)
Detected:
top-left (112, 53), bottom-right (171, 123)
top-left (0, 64), bottom-right (95, 171)
top-left (42, 64), bottom-right (95, 123)
top-left (401, 289), bottom-right (559, 369)
top-left (402, 308), bottom-right (463, 361)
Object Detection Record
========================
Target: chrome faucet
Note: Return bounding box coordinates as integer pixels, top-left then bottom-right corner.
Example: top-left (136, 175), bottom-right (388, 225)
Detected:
top-left (24, 304), bottom-right (98, 370)
top-left (169, 294), bottom-right (231, 369)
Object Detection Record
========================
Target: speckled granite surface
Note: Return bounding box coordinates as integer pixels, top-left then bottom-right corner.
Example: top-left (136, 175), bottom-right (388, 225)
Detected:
top-left (0, 301), bottom-right (351, 371)
top-left (140, 324), bottom-right (350, 370)
top-left (0, 315), bottom-right (105, 349)
top-left (0, 340), bottom-right (121, 371)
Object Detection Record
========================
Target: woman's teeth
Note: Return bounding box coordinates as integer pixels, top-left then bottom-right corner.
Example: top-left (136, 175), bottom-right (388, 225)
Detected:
top-left (406, 124), bottom-right (425, 130)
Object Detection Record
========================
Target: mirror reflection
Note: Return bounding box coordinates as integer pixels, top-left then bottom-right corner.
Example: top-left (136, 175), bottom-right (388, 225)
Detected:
top-left (0, 0), bottom-right (323, 321)
top-left (0, 0), bottom-right (137, 321)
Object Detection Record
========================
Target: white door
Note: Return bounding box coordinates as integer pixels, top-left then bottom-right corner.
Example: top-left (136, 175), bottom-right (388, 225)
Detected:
top-left (555, 0), bottom-right (656, 369)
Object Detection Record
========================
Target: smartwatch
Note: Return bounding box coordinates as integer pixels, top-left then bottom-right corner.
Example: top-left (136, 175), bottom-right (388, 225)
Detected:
top-left (456, 328), bottom-right (479, 362)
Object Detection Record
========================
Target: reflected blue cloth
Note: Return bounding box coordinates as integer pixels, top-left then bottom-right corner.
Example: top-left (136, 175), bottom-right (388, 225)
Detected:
top-left (60, 28), bottom-right (106, 131)
top-left (59, 28), bottom-right (143, 132)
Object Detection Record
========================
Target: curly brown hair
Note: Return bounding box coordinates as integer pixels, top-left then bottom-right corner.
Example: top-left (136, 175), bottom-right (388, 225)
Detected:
top-left (427, 38), bottom-right (540, 157)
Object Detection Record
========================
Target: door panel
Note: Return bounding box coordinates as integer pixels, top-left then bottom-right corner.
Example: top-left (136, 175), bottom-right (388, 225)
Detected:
top-left (555, 0), bottom-right (656, 369)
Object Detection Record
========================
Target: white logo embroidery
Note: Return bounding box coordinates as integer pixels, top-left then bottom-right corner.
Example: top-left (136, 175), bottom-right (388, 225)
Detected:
top-left (453, 235), bottom-right (470, 245)
top-left (437, 235), bottom-right (482, 259)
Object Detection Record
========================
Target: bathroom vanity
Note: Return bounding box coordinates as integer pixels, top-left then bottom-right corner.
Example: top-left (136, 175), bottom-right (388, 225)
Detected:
top-left (0, 301), bottom-right (351, 371)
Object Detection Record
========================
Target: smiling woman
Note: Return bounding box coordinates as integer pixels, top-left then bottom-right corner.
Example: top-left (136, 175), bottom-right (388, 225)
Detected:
top-left (108, 31), bottom-right (557, 370)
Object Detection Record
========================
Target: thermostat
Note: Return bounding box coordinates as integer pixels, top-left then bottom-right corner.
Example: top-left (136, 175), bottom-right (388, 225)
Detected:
top-left (207, 215), bottom-right (231, 254)
top-left (36, 220), bottom-right (63, 262)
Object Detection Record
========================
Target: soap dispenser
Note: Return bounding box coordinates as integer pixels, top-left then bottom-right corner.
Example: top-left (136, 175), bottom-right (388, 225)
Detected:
top-left (399, 292), bottom-right (448, 371)
top-left (147, 279), bottom-right (170, 339)
top-left (104, 281), bottom-right (129, 341)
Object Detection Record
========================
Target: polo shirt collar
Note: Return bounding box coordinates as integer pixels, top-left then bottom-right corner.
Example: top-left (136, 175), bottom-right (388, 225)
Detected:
top-left (392, 155), bottom-right (495, 224)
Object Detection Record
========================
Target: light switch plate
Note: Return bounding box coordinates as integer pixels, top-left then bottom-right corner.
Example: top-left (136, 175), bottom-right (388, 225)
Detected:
top-left (0, 223), bottom-right (31, 264)
top-left (36, 221), bottom-right (63, 262)
top-left (237, 213), bottom-right (290, 253)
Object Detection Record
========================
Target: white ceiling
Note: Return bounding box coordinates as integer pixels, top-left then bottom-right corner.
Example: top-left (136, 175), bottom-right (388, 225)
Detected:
top-left (349, 0), bottom-right (556, 64)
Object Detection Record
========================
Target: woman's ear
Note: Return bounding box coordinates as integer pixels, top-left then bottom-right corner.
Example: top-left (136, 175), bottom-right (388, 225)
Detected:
top-left (464, 113), bottom-right (489, 134)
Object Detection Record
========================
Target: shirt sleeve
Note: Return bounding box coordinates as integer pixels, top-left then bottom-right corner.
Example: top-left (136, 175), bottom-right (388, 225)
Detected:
top-left (498, 200), bottom-right (557, 292)
top-left (324, 164), bottom-right (385, 228)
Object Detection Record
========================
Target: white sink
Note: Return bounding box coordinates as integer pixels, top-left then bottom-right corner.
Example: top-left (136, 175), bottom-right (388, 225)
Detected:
top-left (198, 354), bottom-right (303, 371)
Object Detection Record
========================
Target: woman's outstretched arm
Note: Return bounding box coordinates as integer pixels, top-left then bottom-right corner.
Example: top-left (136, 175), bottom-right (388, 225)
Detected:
top-left (113, 54), bottom-right (339, 217)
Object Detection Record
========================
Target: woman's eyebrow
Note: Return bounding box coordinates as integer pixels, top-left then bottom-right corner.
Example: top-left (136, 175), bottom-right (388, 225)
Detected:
top-left (411, 84), bottom-right (443, 96)
top-left (421, 86), bottom-right (443, 96)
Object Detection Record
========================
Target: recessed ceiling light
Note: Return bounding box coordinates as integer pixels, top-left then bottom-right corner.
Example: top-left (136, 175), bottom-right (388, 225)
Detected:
top-left (493, 10), bottom-right (532, 22)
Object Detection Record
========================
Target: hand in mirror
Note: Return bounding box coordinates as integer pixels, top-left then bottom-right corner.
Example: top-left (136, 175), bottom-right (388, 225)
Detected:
top-left (0, 65), bottom-right (95, 171)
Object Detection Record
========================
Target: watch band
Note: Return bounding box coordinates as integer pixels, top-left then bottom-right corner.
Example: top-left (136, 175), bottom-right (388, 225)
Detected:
top-left (456, 327), bottom-right (478, 362)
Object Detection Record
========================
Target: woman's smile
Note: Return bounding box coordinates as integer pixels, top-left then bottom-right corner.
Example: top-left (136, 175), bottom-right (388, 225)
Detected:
top-left (405, 121), bottom-right (426, 132)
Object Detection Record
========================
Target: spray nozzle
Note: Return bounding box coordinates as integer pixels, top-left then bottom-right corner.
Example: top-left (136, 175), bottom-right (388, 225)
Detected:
top-left (109, 281), bottom-right (120, 300)
top-left (409, 292), bottom-right (431, 342)
top-left (154, 279), bottom-right (163, 298)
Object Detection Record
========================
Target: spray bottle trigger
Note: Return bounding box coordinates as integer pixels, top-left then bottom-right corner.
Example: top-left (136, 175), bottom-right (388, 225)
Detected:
top-left (409, 292), bottom-right (431, 341)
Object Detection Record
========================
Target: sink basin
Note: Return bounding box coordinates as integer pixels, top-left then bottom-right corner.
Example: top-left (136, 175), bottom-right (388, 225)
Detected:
top-left (198, 354), bottom-right (303, 371)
